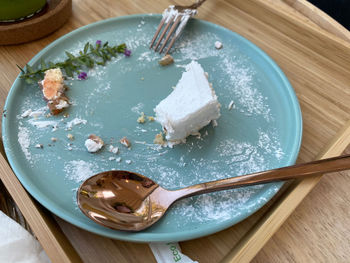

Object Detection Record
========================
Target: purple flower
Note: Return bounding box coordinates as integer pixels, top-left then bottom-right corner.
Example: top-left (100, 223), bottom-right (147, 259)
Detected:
top-left (78, 71), bottom-right (87, 80)
top-left (124, 49), bottom-right (131, 57)
top-left (96, 40), bottom-right (102, 46)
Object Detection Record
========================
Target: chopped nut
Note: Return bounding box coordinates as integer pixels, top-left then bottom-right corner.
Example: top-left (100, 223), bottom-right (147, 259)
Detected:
top-left (51, 137), bottom-right (58, 142)
top-left (47, 95), bottom-right (70, 115)
top-left (154, 132), bottom-right (165, 145)
top-left (158, 54), bottom-right (174, 66)
top-left (137, 112), bottom-right (146, 124)
top-left (147, 116), bottom-right (155, 122)
top-left (67, 133), bottom-right (74, 140)
top-left (120, 137), bottom-right (131, 148)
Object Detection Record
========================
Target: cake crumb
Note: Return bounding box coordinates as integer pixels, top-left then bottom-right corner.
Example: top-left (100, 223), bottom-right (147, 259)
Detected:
top-left (137, 112), bottom-right (146, 124)
top-left (120, 137), bottom-right (131, 148)
top-left (228, 100), bottom-right (234, 110)
top-left (35, 144), bottom-right (43, 149)
top-left (154, 132), bottom-right (166, 145)
top-left (108, 157), bottom-right (116, 161)
top-left (51, 137), bottom-right (58, 142)
top-left (147, 116), bottom-right (155, 122)
top-left (116, 157), bottom-right (122, 162)
top-left (159, 54), bottom-right (174, 66)
top-left (141, 77), bottom-right (144, 81)
top-left (125, 160), bottom-right (132, 164)
top-left (215, 41), bottom-right (223, 49)
top-left (67, 133), bottom-right (74, 140)
top-left (212, 120), bottom-right (218, 127)
top-left (85, 134), bottom-right (104, 153)
top-left (108, 145), bottom-right (119, 154)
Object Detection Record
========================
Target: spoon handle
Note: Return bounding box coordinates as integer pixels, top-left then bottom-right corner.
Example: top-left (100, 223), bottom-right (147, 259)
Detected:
top-left (176, 154), bottom-right (350, 198)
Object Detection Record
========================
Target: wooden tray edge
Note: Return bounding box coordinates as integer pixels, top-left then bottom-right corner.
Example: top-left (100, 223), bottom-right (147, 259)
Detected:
top-left (0, 1), bottom-right (349, 262)
top-left (221, 122), bottom-right (350, 263)
top-left (0, 139), bottom-right (82, 263)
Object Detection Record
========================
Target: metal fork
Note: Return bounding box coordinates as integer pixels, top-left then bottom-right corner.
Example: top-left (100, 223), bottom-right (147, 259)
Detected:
top-left (150, 0), bottom-right (207, 54)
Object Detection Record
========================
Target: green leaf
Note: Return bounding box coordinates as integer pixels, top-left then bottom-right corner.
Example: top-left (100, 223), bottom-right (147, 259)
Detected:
top-left (107, 47), bottom-right (116, 56)
top-left (65, 51), bottom-right (75, 60)
top-left (84, 42), bottom-right (89, 54)
top-left (64, 66), bottom-right (73, 77)
top-left (103, 41), bottom-right (108, 47)
top-left (16, 64), bottom-right (25, 74)
top-left (116, 43), bottom-right (126, 53)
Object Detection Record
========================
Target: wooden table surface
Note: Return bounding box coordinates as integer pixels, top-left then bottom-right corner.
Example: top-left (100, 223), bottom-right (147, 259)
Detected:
top-left (1, 0), bottom-right (350, 262)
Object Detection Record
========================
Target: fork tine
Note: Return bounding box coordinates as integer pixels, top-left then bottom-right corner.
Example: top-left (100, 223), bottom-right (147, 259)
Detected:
top-left (153, 18), bottom-right (174, 51)
top-left (150, 18), bottom-right (165, 49)
top-left (159, 15), bottom-right (182, 54)
top-left (164, 15), bottom-right (190, 54)
top-left (164, 35), bottom-right (177, 55)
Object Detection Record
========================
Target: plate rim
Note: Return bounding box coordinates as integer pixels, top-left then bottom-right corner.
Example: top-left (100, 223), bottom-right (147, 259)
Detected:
top-left (2, 14), bottom-right (303, 242)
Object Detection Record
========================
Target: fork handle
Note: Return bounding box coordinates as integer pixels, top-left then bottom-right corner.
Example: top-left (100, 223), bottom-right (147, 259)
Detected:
top-left (178, 0), bottom-right (207, 10)
top-left (175, 154), bottom-right (350, 198)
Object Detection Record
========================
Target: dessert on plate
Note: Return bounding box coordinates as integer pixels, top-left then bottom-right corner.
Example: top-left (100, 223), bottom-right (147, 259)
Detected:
top-left (39, 68), bottom-right (70, 115)
top-left (154, 60), bottom-right (221, 145)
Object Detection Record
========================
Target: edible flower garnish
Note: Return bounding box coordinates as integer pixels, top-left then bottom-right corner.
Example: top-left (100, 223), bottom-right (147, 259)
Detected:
top-left (17, 40), bottom-right (127, 84)
top-left (78, 71), bottom-right (88, 80)
top-left (124, 49), bottom-right (132, 57)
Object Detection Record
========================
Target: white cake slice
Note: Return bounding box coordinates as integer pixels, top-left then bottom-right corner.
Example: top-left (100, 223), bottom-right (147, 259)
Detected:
top-left (154, 60), bottom-right (221, 144)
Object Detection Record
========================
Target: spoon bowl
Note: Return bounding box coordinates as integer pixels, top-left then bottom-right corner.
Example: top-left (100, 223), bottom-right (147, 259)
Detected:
top-left (77, 154), bottom-right (350, 231)
top-left (77, 170), bottom-right (177, 231)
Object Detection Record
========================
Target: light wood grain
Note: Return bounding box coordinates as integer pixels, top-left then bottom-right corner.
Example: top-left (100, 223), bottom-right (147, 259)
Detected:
top-left (283, 0), bottom-right (350, 43)
top-left (0, 141), bottom-right (82, 262)
top-left (0, 0), bottom-right (350, 262)
top-left (222, 121), bottom-right (350, 263)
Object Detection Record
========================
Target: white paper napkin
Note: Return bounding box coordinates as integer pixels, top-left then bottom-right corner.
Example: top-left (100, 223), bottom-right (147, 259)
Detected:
top-left (0, 210), bottom-right (50, 263)
top-left (149, 242), bottom-right (198, 263)
top-left (1, 209), bottom-right (197, 263)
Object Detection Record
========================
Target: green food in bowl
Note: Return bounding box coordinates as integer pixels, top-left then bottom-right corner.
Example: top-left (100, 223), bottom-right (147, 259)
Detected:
top-left (0, 0), bottom-right (46, 21)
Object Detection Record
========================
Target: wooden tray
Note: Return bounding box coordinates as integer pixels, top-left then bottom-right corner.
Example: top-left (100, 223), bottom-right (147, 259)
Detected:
top-left (0, 0), bottom-right (350, 262)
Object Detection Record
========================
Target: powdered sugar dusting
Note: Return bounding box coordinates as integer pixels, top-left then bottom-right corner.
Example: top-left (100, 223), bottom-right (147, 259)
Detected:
top-left (64, 160), bottom-right (99, 182)
top-left (18, 126), bottom-right (31, 161)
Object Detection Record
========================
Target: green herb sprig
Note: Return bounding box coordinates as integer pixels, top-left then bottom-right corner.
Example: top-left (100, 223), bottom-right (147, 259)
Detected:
top-left (17, 41), bottom-right (127, 84)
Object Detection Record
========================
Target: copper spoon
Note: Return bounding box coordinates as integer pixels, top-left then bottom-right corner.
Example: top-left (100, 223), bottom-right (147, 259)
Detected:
top-left (77, 154), bottom-right (350, 231)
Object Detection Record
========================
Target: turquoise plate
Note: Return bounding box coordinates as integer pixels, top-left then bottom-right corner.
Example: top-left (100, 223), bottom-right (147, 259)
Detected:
top-left (2, 15), bottom-right (302, 242)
